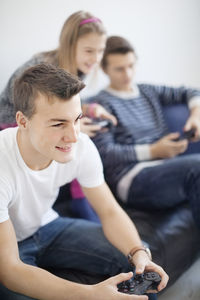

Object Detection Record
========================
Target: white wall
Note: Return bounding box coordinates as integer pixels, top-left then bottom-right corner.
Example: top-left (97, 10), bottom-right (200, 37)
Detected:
top-left (1, 0), bottom-right (200, 93)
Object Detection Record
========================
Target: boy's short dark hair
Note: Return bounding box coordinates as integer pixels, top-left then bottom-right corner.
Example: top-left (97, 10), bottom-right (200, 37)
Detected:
top-left (14, 63), bottom-right (85, 119)
top-left (101, 36), bottom-right (136, 69)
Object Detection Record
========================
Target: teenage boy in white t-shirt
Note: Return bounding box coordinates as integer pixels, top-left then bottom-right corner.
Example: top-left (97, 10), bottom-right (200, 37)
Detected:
top-left (0, 63), bottom-right (168, 300)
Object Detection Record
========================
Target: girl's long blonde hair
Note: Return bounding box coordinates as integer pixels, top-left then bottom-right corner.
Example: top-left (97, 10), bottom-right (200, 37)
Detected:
top-left (44, 11), bottom-right (106, 75)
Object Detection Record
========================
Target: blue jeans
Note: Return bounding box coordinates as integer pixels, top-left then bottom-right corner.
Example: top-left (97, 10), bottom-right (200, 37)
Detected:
top-left (127, 153), bottom-right (200, 229)
top-left (0, 216), bottom-right (157, 300)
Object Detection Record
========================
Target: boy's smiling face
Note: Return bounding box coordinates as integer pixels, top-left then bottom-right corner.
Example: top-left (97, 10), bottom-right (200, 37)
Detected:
top-left (17, 93), bottom-right (82, 170)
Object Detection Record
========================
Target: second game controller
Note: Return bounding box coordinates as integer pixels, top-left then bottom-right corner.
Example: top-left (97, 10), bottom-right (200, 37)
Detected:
top-left (174, 128), bottom-right (196, 141)
top-left (91, 118), bottom-right (113, 129)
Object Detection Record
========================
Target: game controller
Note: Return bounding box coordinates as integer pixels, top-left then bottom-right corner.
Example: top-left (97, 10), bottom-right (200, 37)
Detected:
top-left (91, 118), bottom-right (113, 129)
top-left (118, 271), bottom-right (161, 295)
top-left (174, 128), bottom-right (196, 141)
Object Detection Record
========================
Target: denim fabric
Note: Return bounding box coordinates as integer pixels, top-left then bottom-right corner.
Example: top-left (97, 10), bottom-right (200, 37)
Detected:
top-left (0, 284), bottom-right (35, 300)
top-left (127, 153), bottom-right (200, 229)
top-left (70, 197), bottom-right (100, 223)
top-left (0, 216), bottom-right (157, 300)
top-left (18, 216), bottom-right (130, 273)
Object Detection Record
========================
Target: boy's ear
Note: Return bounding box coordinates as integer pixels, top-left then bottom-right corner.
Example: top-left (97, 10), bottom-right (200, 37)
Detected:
top-left (16, 111), bottom-right (28, 129)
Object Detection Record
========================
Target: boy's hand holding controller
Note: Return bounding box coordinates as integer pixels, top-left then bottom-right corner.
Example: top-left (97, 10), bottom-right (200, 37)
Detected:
top-left (92, 272), bottom-right (149, 299)
top-left (150, 132), bottom-right (189, 159)
top-left (116, 248), bottom-right (168, 297)
top-left (90, 248), bottom-right (168, 299)
top-left (184, 105), bottom-right (200, 141)
top-left (117, 271), bottom-right (161, 296)
top-left (150, 128), bottom-right (195, 159)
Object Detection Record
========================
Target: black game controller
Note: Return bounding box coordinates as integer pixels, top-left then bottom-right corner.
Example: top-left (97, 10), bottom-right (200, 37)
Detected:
top-left (91, 118), bottom-right (113, 129)
top-left (118, 272), bottom-right (161, 295)
top-left (174, 128), bottom-right (196, 141)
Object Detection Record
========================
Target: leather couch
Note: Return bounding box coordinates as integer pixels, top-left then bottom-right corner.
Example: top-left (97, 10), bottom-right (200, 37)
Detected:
top-left (51, 186), bottom-right (200, 289)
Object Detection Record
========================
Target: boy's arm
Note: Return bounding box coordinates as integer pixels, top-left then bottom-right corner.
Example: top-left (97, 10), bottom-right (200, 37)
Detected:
top-left (82, 182), bottom-right (169, 291)
top-left (148, 84), bottom-right (200, 105)
top-left (0, 219), bottom-right (92, 300)
top-left (0, 219), bottom-right (151, 300)
top-left (82, 182), bottom-right (142, 255)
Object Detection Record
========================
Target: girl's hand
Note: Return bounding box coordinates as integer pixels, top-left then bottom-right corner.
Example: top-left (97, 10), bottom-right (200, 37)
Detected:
top-left (80, 117), bottom-right (102, 137)
top-left (83, 103), bottom-right (117, 125)
top-left (93, 103), bottom-right (117, 125)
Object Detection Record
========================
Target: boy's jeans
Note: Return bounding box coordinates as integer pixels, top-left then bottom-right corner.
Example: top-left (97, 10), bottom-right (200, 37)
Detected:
top-left (128, 154), bottom-right (200, 229)
top-left (0, 216), bottom-right (157, 300)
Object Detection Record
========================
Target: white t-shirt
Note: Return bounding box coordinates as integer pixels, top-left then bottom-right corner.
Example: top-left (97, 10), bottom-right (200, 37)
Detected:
top-left (0, 127), bottom-right (104, 241)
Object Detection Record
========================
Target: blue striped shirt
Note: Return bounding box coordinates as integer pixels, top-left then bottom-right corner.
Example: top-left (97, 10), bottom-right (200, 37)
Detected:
top-left (88, 84), bottom-right (200, 196)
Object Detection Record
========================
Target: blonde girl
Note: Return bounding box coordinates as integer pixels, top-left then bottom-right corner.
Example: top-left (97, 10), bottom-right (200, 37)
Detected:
top-left (0, 10), bottom-right (116, 134)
